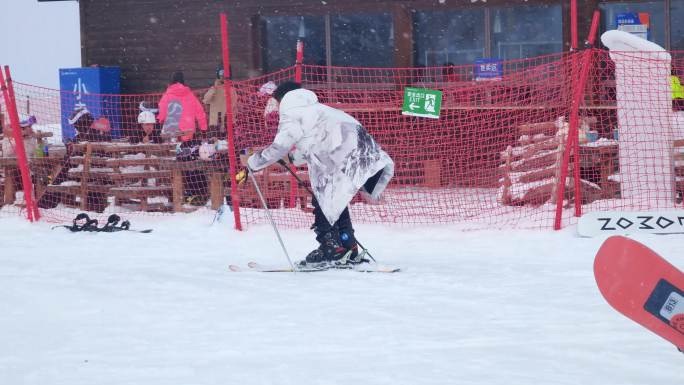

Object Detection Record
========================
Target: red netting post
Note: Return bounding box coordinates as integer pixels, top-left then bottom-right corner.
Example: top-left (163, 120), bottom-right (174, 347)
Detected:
top-left (7, 69), bottom-right (41, 221)
top-left (0, 66), bottom-right (37, 222)
top-left (288, 24), bottom-right (305, 209)
top-left (220, 13), bottom-right (242, 230)
top-left (554, 11), bottom-right (600, 230)
top-left (572, 11), bottom-right (601, 217)
top-left (570, 0), bottom-right (578, 50)
top-left (586, 10), bottom-right (601, 48)
top-left (295, 34), bottom-right (304, 82)
top-left (569, 52), bottom-right (591, 219)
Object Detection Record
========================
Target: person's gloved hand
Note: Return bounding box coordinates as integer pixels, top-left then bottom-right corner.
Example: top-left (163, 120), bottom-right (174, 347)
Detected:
top-left (235, 167), bottom-right (250, 185)
top-left (236, 148), bottom-right (254, 186)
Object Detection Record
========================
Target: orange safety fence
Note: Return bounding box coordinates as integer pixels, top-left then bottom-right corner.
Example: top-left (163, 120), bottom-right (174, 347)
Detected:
top-left (1, 49), bottom-right (683, 230)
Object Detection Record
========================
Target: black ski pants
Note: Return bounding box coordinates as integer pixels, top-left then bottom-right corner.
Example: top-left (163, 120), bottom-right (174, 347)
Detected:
top-left (311, 169), bottom-right (383, 248)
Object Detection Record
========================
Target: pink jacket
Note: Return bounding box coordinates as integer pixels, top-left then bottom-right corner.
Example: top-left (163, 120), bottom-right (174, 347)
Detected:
top-left (158, 83), bottom-right (208, 142)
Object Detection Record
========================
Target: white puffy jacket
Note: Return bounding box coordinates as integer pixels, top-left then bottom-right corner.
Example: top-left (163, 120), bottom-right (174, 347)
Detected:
top-left (248, 88), bottom-right (394, 225)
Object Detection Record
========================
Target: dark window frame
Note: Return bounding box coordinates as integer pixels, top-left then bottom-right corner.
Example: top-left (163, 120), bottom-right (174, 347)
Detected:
top-left (256, 0), bottom-right (683, 74)
top-left (260, 12), bottom-right (396, 72)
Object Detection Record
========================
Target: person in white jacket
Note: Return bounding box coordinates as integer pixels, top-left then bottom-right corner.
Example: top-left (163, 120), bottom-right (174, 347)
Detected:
top-left (247, 82), bottom-right (394, 267)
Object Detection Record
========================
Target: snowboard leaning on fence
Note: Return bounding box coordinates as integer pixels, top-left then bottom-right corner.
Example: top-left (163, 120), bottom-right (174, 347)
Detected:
top-left (594, 236), bottom-right (684, 351)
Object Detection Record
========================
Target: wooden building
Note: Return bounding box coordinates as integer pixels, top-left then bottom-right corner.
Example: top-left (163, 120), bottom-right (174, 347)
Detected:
top-left (68, 0), bottom-right (684, 94)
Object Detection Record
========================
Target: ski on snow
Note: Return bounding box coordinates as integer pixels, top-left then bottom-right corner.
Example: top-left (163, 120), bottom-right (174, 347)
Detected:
top-left (229, 261), bottom-right (400, 273)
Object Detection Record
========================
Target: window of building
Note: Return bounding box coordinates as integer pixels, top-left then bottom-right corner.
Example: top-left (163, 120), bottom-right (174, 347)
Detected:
top-left (413, 9), bottom-right (486, 67)
top-left (330, 13), bottom-right (394, 67)
top-left (413, 4), bottom-right (562, 65)
top-left (599, 1), bottom-right (666, 48)
top-left (261, 13), bottom-right (394, 71)
top-left (262, 2), bottom-right (684, 73)
top-left (491, 5), bottom-right (563, 60)
top-left (262, 16), bottom-right (326, 73)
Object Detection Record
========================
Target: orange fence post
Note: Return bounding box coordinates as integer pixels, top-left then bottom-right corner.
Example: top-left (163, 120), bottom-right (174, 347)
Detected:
top-left (553, 10), bottom-right (601, 230)
top-left (1, 66), bottom-right (38, 222)
top-left (6, 67), bottom-right (40, 221)
top-left (220, 13), bottom-right (242, 231)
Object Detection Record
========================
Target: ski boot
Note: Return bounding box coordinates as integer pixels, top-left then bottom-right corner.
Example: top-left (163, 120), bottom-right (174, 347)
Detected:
top-left (338, 226), bottom-right (370, 265)
top-left (337, 229), bottom-right (370, 266)
top-left (299, 230), bottom-right (350, 269)
top-left (298, 228), bottom-right (370, 269)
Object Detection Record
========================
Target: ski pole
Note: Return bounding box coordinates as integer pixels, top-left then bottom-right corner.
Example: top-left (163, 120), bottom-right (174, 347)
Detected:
top-left (248, 169), bottom-right (297, 272)
top-left (276, 160), bottom-right (377, 263)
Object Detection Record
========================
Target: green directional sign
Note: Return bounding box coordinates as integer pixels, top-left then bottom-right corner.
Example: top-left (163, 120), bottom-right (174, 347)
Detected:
top-left (401, 87), bottom-right (442, 119)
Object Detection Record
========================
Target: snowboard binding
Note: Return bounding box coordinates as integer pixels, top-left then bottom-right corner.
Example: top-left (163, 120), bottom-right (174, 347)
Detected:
top-left (98, 214), bottom-right (131, 232)
top-left (51, 212), bottom-right (100, 232)
top-left (52, 213), bottom-right (151, 233)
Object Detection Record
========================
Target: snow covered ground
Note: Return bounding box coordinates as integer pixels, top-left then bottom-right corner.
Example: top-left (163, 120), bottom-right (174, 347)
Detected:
top-left (1, 212), bottom-right (683, 385)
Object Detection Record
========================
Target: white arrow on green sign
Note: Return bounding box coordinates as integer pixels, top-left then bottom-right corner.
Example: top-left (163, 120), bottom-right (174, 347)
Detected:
top-left (402, 87), bottom-right (442, 119)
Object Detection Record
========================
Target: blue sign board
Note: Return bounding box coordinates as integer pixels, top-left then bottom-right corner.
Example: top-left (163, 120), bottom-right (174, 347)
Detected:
top-left (474, 58), bottom-right (503, 81)
top-left (59, 67), bottom-right (121, 142)
top-left (615, 12), bottom-right (650, 41)
top-left (616, 12), bottom-right (640, 26)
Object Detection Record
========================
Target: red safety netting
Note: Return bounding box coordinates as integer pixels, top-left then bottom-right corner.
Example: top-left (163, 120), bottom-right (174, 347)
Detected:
top-left (0, 81), bottom-right (229, 224)
top-left (233, 53), bottom-right (578, 230)
top-left (1, 49), bottom-right (683, 230)
top-left (578, 49), bottom-right (684, 216)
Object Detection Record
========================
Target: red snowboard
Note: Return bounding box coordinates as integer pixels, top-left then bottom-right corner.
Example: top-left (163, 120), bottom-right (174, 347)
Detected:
top-left (594, 235), bottom-right (684, 350)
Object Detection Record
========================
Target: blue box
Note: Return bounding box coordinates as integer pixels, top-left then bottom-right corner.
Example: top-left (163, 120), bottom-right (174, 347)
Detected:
top-left (586, 131), bottom-right (599, 142)
top-left (59, 67), bottom-right (121, 142)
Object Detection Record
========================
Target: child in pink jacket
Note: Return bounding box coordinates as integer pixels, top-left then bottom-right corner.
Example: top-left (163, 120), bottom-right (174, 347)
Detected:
top-left (158, 71), bottom-right (208, 142)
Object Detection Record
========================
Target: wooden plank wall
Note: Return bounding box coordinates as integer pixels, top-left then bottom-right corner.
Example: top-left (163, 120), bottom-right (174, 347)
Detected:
top-left (80, 0), bottom-right (236, 93)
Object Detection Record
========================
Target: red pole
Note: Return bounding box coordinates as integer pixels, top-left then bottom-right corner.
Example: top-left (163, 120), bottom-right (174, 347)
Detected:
top-left (573, 11), bottom-right (601, 217)
top-left (574, 10), bottom-right (601, 213)
top-left (295, 39), bottom-right (304, 82)
top-left (6, 67), bottom-right (41, 221)
top-left (571, 56), bottom-right (587, 218)
top-left (586, 10), bottom-right (601, 46)
top-left (220, 13), bottom-right (242, 231)
top-left (553, 10), bottom-right (600, 230)
top-left (570, 0), bottom-right (578, 50)
top-left (288, 38), bottom-right (305, 208)
top-left (1, 66), bottom-right (36, 222)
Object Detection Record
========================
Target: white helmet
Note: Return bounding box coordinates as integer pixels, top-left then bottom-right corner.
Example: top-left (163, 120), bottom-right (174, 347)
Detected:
top-left (137, 110), bottom-right (156, 124)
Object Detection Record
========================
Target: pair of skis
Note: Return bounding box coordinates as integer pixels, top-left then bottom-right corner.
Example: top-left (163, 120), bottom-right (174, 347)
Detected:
top-left (229, 261), bottom-right (400, 273)
top-left (233, 161), bottom-right (399, 274)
